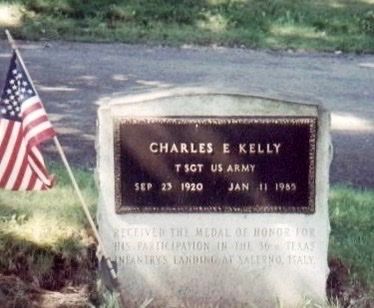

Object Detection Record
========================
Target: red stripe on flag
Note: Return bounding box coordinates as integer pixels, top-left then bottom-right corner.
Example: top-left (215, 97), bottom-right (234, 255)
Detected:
top-left (12, 154), bottom-right (29, 190)
top-left (21, 99), bottom-right (56, 147)
top-left (23, 113), bottom-right (55, 146)
top-left (0, 53), bottom-right (56, 191)
top-left (27, 173), bottom-right (37, 190)
top-left (28, 128), bottom-right (55, 148)
top-left (38, 179), bottom-right (47, 191)
top-left (0, 121), bottom-right (15, 157)
top-left (21, 101), bottom-right (44, 117)
top-left (0, 129), bottom-right (22, 187)
top-left (28, 127), bottom-right (56, 148)
top-left (23, 115), bottom-right (49, 133)
top-left (28, 148), bottom-right (49, 180)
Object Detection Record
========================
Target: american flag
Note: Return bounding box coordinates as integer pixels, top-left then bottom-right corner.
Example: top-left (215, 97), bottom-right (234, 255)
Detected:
top-left (0, 51), bottom-right (55, 190)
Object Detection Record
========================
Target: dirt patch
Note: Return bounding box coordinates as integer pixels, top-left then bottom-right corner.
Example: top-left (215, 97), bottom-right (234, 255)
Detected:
top-left (327, 257), bottom-right (373, 307)
top-left (0, 244), bottom-right (99, 307)
top-left (0, 274), bottom-right (92, 308)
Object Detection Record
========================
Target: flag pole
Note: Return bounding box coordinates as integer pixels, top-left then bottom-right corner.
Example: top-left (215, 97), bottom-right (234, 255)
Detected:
top-left (4, 30), bottom-right (125, 304)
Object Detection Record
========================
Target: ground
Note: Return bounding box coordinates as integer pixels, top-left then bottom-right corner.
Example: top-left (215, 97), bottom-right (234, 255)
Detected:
top-left (0, 40), bottom-right (373, 187)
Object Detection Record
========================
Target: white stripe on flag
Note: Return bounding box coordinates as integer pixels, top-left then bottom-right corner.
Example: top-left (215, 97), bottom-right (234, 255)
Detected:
top-left (21, 96), bottom-right (40, 112)
top-left (0, 120), bottom-right (8, 145)
top-left (5, 138), bottom-right (27, 189)
top-left (23, 108), bottom-right (47, 128)
top-left (19, 165), bottom-right (32, 190)
top-left (28, 147), bottom-right (50, 185)
top-left (31, 146), bottom-right (45, 166)
top-left (33, 178), bottom-right (44, 190)
top-left (0, 122), bottom-right (21, 179)
top-left (24, 121), bottom-right (53, 145)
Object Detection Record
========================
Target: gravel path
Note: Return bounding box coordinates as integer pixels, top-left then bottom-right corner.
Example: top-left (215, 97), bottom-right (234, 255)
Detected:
top-left (0, 41), bottom-right (373, 187)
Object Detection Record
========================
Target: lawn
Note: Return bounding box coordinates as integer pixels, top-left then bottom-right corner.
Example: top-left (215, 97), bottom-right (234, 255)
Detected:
top-left (328, 186), bottom-right (374, 306)
top-left (0, 165), bottom-right (99, 306)
top-left (0, 166), bottom-right (373, 306)
top-left (1, 0), bottom-right (373, 52)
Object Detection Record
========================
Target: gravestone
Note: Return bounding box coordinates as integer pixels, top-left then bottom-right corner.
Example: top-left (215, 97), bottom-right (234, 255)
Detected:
top-left (97, 90), bottom-right (331, 307)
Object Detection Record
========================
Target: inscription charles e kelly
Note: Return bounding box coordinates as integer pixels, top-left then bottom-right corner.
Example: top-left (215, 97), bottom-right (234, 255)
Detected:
top-left (114, 117), bottom-right (317, 213)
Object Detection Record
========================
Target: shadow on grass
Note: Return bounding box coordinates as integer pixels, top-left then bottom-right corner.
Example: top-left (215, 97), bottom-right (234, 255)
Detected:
top-left (0, 162), bottom-right (99, 305)
top-left (0, 228), bottom-right (96, 288)
top-left (0, 187), bottom-right (97, 289)
top-left (328, 186), bottom-right (374, 305)
top-left (0, 223), bottom-right (98, 306)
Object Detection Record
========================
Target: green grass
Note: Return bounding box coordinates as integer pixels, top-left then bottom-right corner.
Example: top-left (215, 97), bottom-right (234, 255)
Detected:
top-left (329, 186), bottom-right (374, 290)
top-left (1, 0), bottom-right (373, 52)
top-left (0, 164), bottom-right (97, 290)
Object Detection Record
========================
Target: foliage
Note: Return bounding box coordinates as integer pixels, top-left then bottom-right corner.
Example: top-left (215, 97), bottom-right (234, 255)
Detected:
top-left (1, 0), bottom-right (373, 52)
top-left (328, 186), bottom-right (374, 305)
top-left (329, 186), bottom-right (374, 286)
top-left (0, 164), bottom-right (97, 291)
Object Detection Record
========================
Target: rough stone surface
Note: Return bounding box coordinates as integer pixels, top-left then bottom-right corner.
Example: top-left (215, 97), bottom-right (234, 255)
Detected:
top-left (97, 91), bottom-right (331, 307)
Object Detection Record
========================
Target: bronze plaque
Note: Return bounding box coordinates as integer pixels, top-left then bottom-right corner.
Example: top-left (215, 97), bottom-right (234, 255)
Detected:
top-left (114, 117), bottom-right (317, 214)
